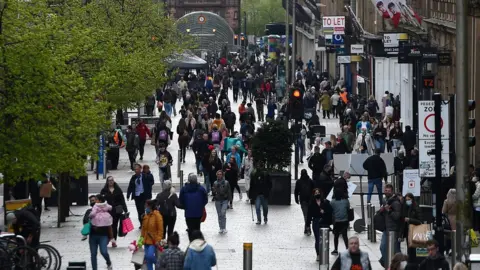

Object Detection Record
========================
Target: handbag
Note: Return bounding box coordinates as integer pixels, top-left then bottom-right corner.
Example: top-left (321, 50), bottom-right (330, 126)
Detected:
top-left (122, 217), bottom-right (134, 234)
top-left (347, 208), bottom-right (354, 221)
top-left (408, 224), bottom-right (429, 248)
top-left (201, 208), bottom-right (207, 223)
top-left (115, 205), bottom-right (124, 215)
top-left (81, 222), bottom-right (91, 236)
top-left (131, 249), bottom-right (145, 265)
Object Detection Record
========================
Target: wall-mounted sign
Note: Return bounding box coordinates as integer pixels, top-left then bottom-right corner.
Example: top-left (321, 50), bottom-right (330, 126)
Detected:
top-left (398, 45), bottom-right (423, 63)
top-left (337, 55), bottom-right (351, 64)
top-left (323, 16), bottom-right (345, 35)
top-left (351, 44), bottom-right (364, 54)
top-left (438, 51), bottom-right (452, 66)
top-left (383, 33), bottom-right (408, 55)
top-left (422, 75), bottom-right (435, 89)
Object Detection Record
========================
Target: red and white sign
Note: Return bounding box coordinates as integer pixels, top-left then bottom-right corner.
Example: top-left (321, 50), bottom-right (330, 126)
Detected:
top-left (323, 16), bottom-right (345, 35)
top-left (418, 101), bottom-right (449, 140)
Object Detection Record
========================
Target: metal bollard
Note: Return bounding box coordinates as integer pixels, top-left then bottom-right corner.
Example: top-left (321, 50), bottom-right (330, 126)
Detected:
top-left (386, 231), bottom-right (397, 267)
top-left (177, 149), bottom-right (181, 175)
top-left (367, 203), bottom-right (372, 241)
top-left (179, 170), bottom-right (184, 188)
top-left (319, 228), bottom-right (330, 270)
top-left (243, 242), bottom-right (252, 270)
top-left (450, 230), bottom-right (456, 267)
top-left (370, 205), bottom-right (376, 243)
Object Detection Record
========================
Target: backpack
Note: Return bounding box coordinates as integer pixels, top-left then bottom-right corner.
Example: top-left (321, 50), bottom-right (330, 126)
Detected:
top-left (211, 131), bottom-right (220, 143)
top-left (158, 129), bottom-right (168, 141)
top-left (158, 194), bottom-right (173, 217)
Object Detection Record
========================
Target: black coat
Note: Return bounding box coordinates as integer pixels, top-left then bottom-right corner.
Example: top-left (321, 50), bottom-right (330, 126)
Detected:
top-left (306, 199), bottom-right (333, 227)
top-left (308, 153), bottom-right (326, 174)
top-left (100, 185), bottom-right (128, 216)
top-left (249, 170), bottom-right (272, 199)
top-left (127, 173), bottom-right (154, 200)
top-left (294, 176), bottom-right (314, 203)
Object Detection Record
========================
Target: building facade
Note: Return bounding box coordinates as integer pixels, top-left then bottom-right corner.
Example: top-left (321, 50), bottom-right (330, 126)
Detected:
top-left (166, 0), bottom-right (241, 31)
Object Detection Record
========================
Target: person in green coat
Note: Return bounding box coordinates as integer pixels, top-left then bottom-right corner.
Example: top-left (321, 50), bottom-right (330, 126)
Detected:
top-left (319, 92), bottom-right (331, 119)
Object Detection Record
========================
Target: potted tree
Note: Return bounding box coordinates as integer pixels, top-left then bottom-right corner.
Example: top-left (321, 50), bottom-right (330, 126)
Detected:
top-left (251, 120), bottom-right (293, 205)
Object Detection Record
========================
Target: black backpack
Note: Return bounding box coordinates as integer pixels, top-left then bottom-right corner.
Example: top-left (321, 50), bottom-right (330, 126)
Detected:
top-left (158, 194), bottom-right (173, 217)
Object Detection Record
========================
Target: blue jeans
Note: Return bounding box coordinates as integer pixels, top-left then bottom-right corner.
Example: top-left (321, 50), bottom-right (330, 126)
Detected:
top-left (380, 231), bottom-right (400, 265)
top-left (374, 139), bottom-right (385, 152)
top-left (89, 234), bottom-right (111, 270)
top-left (367, 178), bottom-right (383, 204)
top-left (164, 102), bottom-right (172, 116)
top-left (144, 244), bottom-right (157, 270)
top-left (296, 139), bottom-right (305, 159)
top-left (255, 195), bottom-right (269, 221)
top-left (204, 172), bottom-right (211, 194)
top-left (195, 158), bottom-right (203, 174)
top-left (215, 200), bottom-right (228, 230)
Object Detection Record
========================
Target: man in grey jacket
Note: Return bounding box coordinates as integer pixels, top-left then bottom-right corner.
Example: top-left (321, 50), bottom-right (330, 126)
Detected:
top-left (213, 170), bottom-right (232, 234)
top-left (379, 183), bottom-right (402, 267)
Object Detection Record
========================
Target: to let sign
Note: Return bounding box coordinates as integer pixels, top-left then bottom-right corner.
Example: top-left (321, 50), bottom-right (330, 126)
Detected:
top-left (323, 16), bottom-right (345, 35)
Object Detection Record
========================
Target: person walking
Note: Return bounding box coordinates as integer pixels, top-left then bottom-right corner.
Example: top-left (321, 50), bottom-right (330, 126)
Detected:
top-left (305, 189), bottom-right (332, 261)
top-left (202, 148), bottom-right (223, 197)
top-left (224, 156), bottom-right (240, 208)
top-left (363, 148), bottom-right (388, 205)
top-left (213, 170), bottom-right (232, 234)
top-left (379, 184), bottom-right (402, 267)
top-left (127, 164), bottom-right (154, 227)
top-left (330, 189), bottom-right (350, 255)
top-left (179, 174), bottom-right (208, 241)
top-left (100, 176), bottom-right (128, 246)
top-left (183, 230), bottom-right (217, 270)
top-left (241, 149), bottom-right (254, 203)
top-left (141, 199), bottom-right (164, 270)
top-left (156, 180), bottom-right (182, 239)
top-left (87, 194), bottom-right (113, 270)
top-left (135, 119), bottom-right (151, 160)
top-left (249, 162), bottom-right (272, 225)
top-left (294, 169), bottom-right (314, 235)
top-left (125, 125), bottom-right (140, 171)
top-left (399, 193), bottom-right (422, 265)
top-left (331, 236), bottom-right (372, 270)
top-left (156, 231), bottom-right (184, 270)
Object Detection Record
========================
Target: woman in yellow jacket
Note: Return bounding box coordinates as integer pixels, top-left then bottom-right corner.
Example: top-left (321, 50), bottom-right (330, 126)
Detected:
top-left (142, 199), bottom-right (164, 270)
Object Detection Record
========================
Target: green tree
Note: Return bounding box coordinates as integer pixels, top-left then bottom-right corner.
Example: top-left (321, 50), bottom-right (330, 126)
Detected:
top-left (242, 0), bottom-right (286, 36)
top-left (79, 0), bottom-right (191, 111)
top-left (0, 0), bottom-right (108, 183)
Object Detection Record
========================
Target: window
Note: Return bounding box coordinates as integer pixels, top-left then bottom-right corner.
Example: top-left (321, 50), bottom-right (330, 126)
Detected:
top-left (234, 11), bottom-right (238, 19)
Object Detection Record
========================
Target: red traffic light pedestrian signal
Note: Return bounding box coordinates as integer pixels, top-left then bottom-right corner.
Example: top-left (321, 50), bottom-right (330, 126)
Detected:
top-left (292, 89), bottom-right (301, 98)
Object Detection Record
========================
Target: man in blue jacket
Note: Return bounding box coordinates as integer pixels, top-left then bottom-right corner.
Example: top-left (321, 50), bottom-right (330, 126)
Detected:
top-left (179, 173), bottom-right (208, 241)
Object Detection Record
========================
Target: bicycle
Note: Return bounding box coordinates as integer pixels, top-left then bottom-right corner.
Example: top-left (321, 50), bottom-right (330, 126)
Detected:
top-left (0, 234), bottom-right (41, 270)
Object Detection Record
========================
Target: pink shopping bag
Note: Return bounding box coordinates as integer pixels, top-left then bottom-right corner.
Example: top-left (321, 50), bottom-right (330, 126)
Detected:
top-left (122, 217), bottom-right (134, 234)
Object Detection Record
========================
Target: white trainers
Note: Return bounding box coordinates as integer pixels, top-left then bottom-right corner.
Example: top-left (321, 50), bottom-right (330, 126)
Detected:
top-left (219, 230), bottom-right (223, 234)
top-left (222, 229), bottom-right (228, 234)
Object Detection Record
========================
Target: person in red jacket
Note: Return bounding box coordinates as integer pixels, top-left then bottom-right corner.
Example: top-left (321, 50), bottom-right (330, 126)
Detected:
top-left (135, 119), bottom-right (151, 160)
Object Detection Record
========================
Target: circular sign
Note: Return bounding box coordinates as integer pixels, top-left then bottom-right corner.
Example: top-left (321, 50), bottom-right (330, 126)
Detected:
top-left (198, 15), bottom-right (206, 24)
top-left (423, 113), bottom-right (443, 133)
top-left (408, 180), bottom-right (415, 188)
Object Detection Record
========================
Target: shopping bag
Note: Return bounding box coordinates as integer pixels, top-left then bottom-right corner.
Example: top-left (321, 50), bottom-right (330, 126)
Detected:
top-left (408, 224), bottom-right (429, 248)
top-left (201, 208), bottom-right (207, 223)
top-left (118, 215), bottom-right (126, 237)
top-left (81, 222), bottom-right (91, 236)
top-left (470, 229), bottom-right (479, 247)
top-left (122, 217), bottom-right (134, 234)
top-left (131, 249), bottom-right (145, 265)
top-left (39, 183), bottom-right (53, 198)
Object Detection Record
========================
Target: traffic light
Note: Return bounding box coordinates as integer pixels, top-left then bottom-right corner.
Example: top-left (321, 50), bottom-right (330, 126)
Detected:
top-left (469, 100), bottom-right (476, 147)
top-left (234, 35), bottom-right (238, 46)
top-left (241, 35), bottom-right (245, 47)
top-left (288, 88), bottom-right (304, 120)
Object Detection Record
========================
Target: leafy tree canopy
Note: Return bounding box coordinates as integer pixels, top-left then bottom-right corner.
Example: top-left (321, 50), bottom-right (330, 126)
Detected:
top-left (0, 0), bottom-right (190, 183)
top-left (251, 120), bottom-right (293, 171)
top-left (242, 0), bottom-right (286, 36)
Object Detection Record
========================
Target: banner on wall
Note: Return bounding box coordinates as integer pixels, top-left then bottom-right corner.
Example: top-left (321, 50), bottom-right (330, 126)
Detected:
top-left (371, 0), bottom-right (421, 28)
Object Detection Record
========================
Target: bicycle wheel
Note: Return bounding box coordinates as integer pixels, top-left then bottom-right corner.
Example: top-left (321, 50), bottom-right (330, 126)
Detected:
top-left (35, 245), bottom-right (53, 270)
top-left (38, 244), bottom-right (61, 270)
top-left (10, 245), bottom-right (41, 270)
top-left (0, 245), bottom-right (12, 269)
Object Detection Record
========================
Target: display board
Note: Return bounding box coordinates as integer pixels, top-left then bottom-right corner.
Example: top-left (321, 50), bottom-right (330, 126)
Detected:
top-left (333, 153), bottom-right (395, 176)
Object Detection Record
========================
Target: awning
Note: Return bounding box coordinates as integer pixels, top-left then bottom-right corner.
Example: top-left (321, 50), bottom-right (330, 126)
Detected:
top-left (168, 52), bottom-right (208, 69)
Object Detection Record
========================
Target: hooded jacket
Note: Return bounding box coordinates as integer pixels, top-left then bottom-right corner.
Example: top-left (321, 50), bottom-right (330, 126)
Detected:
top-left (184, 239), bottom-right (217, 270)
top-left (89, 202), bottom-right (113, 227)
top-left (418, 254), bottom-right (449, 270)
top-left (179, 183), bottom-right (208, 218)
top-left (141, 210), bottom-right (163, 245)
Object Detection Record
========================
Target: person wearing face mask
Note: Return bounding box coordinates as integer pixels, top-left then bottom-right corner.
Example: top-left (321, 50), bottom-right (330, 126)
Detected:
top-left (81, 195), bottom-right (99, 241)
top-left (378, 184), bottom-right (402, 267)
top-left (306, 189), bottom-right (333, 261)
top-left (141, 199), bottom-right (164, 270)
top-left (399, 193), bottom-right (422, 266)
top-left (331, 236), bottom-right (371, 270)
